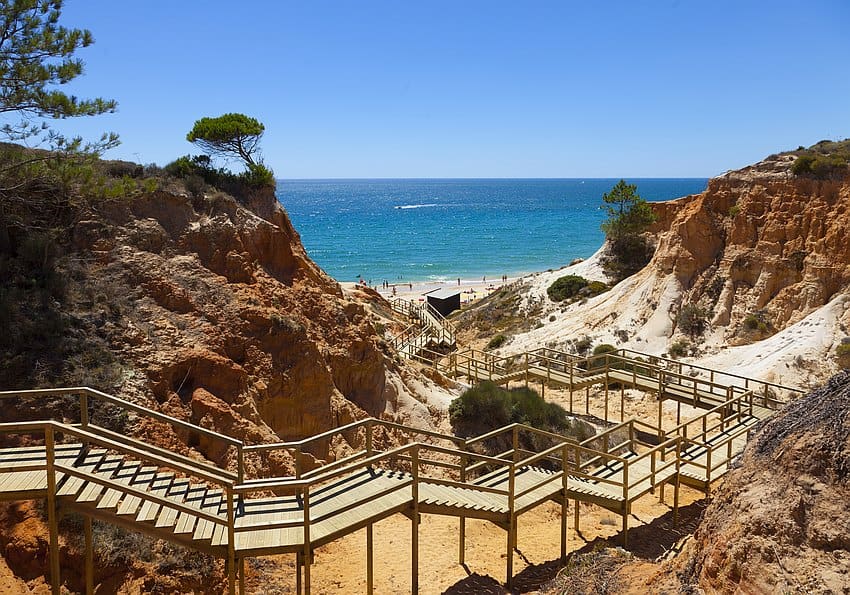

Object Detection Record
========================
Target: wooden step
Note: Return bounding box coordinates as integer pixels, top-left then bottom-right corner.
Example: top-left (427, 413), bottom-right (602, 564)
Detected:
top-left (56, 449), bottom-right (109, 498)
top-left (192, 489), bottom-right (223, 542)
top-left (154, 478), bottom-right (192, 528)
top-left (173, 484), bottom-right (207, 535)
top-left (97, 461), bottom-right (143, 510)
top-left (116, 466), bottom-right (159, 516)
top-left (135, 473), bottom-right (176, 522)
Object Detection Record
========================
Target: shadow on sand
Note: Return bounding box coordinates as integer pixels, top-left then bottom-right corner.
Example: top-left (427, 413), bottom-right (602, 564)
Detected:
top-left (442, 499), bottom-right (708, 594)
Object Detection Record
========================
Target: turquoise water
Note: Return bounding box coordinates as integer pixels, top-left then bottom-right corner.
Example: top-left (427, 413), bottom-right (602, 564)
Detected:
top-left (277, 179), bottom-right (707, 283)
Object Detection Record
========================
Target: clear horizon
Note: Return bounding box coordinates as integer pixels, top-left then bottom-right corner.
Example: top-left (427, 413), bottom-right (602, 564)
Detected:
top-left (48, 1), bottom-right (850, 178)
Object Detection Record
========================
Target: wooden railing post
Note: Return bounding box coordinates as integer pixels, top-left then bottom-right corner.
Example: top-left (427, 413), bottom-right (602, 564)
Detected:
top-left (621, 460), bottom-right (629, 546)
top-left (365, 420), bottom-right (373, 457)
top-left (459, 452), bottom-right (467, 564)
top-left (512, 427), bottom-right (519, 463)
top-left (45, 424), bottom-right (60, 595)
top-left (302, 484), bottom-right (311, 594)
top-left (560, 443), bottom-right (569, 561)
top-left (506, 457), bottom-right (516, 589)
top-left (236, 445), bottom-right (244, 485)
top-left (226, 487), bottom-right (236, 595)
top-left (79, 390), bottom-right (89, 428)
top-left (411, 445), bottom-right (419, 594)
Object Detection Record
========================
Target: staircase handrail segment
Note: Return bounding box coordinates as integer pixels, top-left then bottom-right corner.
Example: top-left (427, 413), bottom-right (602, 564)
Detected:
top-left (614, 347), bottom-right (804, 400)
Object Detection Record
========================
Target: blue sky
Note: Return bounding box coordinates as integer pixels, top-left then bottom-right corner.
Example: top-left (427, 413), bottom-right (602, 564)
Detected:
top-left (49, 1), bottom-right (850, 178)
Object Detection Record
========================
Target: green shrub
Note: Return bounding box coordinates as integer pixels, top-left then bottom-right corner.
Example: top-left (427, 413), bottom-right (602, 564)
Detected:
top-left (592, 344), bottom-right (618, 356)
top-left (486, 334), bottom-right (508, 349)
top-left (602, 234), bottom-right (655, 282)
top-left (449, 381), bottom-right (568, 439)
top-left (677, 303), bottom-right (710, 336)
top-left (586, 281), bottom-right (609, 296)
top-left (742, 311), bottom-right (771, 335)
top-left (587, 343), bottom-right (619, 370)
top-left (548, 275), bottom-right (589, 302)
top-left (574, 336), bottom-right (592, 356)
top-left (791, 141), bottom-right (850, 179)
top-left (837, 343), bottom-right (850, 358)
top-left (669, 340), bottom-right (690, 358)
top-left (449, 382), bottom-right (512, 436)
top-left (728, 204), bottom-right (741, 217)
top-left (239, 163), bottom-right (275, 188)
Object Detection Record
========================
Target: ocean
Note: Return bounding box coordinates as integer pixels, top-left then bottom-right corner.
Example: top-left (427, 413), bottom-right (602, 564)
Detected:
top-left (277, 179), bottom-right (708, 284)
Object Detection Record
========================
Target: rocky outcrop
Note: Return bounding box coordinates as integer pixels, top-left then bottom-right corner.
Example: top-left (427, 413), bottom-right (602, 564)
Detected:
top-left (668, 371), bottom-right (850, 593)
top-left (651, 153), bottom-right (850, 335)
top-left (69, 185), bottom-right (435, 470)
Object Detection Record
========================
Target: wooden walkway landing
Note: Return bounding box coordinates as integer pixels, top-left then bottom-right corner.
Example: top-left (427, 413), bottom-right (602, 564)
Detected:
top-left (0, 359), bottom-right (804, 594)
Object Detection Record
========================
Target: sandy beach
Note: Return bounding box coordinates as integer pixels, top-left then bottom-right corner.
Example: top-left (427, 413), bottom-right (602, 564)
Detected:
top-left (342, 275), bottom-right (523, 306)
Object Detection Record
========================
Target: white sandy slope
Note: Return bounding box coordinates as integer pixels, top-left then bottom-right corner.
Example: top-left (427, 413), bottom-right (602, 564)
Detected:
top-left (501, 246), bottom-right (850, 391)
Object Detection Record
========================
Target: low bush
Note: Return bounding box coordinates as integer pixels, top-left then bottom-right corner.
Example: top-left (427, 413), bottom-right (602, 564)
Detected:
top-left (547, 275), bottom-right (589, 302)
top-left (587, 343), bottom-right (619, 371)
top-left (791, 140), bottom-right (850, 179)
top-left (668, 340), bottom-right (690, 358)
top-left (835, 343), bottom-right (850, 368)
top-left (742, 311), bottom-right (770, 334)
top-left (486, 333), bottom-right (508, 349)
top-left (449, 382), bottom-right (569, 440)
top-left (602, 234), bottom-right (655, 282)
top-left (677, 303), bottom-right (710, 336)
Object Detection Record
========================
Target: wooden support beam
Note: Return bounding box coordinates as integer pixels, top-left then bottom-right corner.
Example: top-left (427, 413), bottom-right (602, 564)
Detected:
top-left (411, 447), bottom-right (419, 594)
top-left (458, 517), bottom-right (465, 565)
top-left (367, 524), bottom-right (374, 595)
top-left (560, 498), bottom-right (567, 562)
top-left (622, 506), bottom-right (629, 548)
top-left (239, 558), bottom-right (245, 595)
top-left (46, 426), bottom-right (60, 595)
top-left (296, 552), bottom-right (302, 595)
top-left (620, 384), bottom-right (625, 422)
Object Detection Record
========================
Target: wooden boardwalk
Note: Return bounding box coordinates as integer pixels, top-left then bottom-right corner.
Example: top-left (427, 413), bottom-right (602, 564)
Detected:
top-left (0, 353), bottom-right (803, 593)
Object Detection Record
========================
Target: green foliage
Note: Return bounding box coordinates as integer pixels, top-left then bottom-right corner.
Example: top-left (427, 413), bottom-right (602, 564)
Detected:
top-left (742, 311), bottom-right (769, 334)
top-left (547, 275), bottom-right (588, 301)
top-left (0, 0), bottom-right (117, 151)
top-left (835, 342), bottom-right (850, 358)
top-left (165, 153), bottom-right (274, 197)
top-left (791, 140), bottom-right (850, 179)
top-left (586, 280), bottom-right (609, 296)
top-left (677, 303), bottom-right (710, 336)
top-left (547, 275), bottom-right (609, 302)
top-left (600, 180), bottom-right (657, 239)
top-left (239, 163), bottom-right (275, 187)
top-left (599, 180), bottom-right (657, 282)
top-left (592, 344), bottom-right (618, 356)
top-left (187, 113), bottom-right (265, 167)
top-left (486, 333), bottom-right (507, 349)
top-left (668, 340), bottom-right (690, 358)
top-left (602, 233), bottom-right (654, 282)
top-left (728, 204), bottom-right (741, 217)
top-left (449, 381), bottom-right (569, 439)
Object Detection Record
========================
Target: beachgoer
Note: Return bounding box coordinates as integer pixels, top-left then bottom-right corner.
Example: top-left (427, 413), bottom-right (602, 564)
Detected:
top-left (392, 286), bottom-right (396, 296)
top-left (457, 278), bottom-right (460, 286)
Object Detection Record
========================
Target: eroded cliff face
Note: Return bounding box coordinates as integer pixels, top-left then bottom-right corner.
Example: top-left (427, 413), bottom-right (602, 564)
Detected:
top-left (652, 153), bottom-right (850, 336)
top-left (499, 153), bottom-right (850, 385)
top-left (70, 186), bottom-right (433, 472)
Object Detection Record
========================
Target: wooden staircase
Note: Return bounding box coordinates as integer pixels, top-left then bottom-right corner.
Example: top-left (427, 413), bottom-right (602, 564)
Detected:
top-left (0, 356), bottom-right (805, 594)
